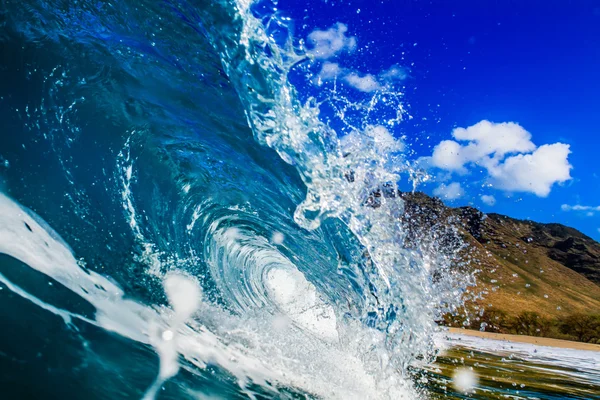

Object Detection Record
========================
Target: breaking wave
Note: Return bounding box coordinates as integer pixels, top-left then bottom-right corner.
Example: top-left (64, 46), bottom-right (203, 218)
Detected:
top-left (0, 0), bottom-right (472, 398)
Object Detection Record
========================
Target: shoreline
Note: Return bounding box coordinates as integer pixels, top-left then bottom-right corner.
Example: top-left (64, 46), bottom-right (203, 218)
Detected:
top-left (446, 327), bottom-right (600, 352)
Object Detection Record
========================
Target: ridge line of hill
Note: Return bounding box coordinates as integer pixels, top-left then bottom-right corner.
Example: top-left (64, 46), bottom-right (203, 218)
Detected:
top-left (396, 190), bottom-right (600, 343)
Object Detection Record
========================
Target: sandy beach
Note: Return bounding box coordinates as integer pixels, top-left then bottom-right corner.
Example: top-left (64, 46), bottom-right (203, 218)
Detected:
top-left (447, 328), bottom-right (600, 352)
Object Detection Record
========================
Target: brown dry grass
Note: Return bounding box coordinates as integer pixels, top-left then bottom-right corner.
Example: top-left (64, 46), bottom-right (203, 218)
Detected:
top-left (461, 217), bottom-right (600, 319)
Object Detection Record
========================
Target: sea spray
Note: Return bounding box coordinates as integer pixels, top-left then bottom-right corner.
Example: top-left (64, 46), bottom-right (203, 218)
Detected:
top-left (201, 0), bottom-right (471, 372)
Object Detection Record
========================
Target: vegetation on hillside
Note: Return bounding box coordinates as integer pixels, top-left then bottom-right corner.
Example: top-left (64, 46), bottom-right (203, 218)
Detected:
top-left (442, 309), bottom-right (600, 344)
top-left (397, 191), bottom-right (600, 344)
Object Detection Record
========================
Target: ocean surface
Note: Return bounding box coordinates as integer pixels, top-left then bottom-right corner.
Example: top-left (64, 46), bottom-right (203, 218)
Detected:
top-left (0, 0), bottom-right (598, 399)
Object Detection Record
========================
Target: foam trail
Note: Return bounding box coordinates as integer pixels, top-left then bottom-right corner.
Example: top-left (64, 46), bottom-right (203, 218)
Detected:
top-left (0, 272), bottom-right (75, 325)
top-left (0, 193), bottom-right (269, 394)
top-left (144, 274), bottom-right (202, 400)
top-left (0, 192), bottom-right (417, 399)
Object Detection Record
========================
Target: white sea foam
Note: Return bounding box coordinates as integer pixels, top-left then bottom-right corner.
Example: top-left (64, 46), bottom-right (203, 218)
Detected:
top-left (443, 332), bottom-right (600, 378)
top-left (265, 267), bottom-right (339, 342)
top-left (0, 192), bottom-right (416, 399)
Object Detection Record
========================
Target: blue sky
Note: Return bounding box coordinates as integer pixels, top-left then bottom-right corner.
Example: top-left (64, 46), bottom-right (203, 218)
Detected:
top-left (275, 0), bottom-right (600, 240)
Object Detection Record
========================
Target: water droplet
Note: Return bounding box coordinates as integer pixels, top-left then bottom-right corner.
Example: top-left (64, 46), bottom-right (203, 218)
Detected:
top-left (162, 330), bottom-right (174, 341)
top-left (271, 231), bottom-right (284, 245)
top-left (453, 368), bottom-right (478, 393)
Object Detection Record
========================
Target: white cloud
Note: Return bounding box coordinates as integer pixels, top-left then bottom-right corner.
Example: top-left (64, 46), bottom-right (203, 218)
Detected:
top-left (487, 143), bottom-right (571, 197)
top-left (343, 72), bottom-right (381, 92)
top-left (561, 204), bottom-right (600, 216)
top-left (561, 204), bottom-right (600, 211)
top-left (317, 65), bottom-right (389, 93)
top-left (379, 65), bottom-right (409, 83)
top-left (307, 27), bottom-right (407, 93)
top-left (428, 120), bottom-right (572, 197)
top-left (481, 195), bottom-right (496, 206)
top-left (431, 120), bottom-right (536, 172)
top-left (317, 62), bottom-right (342, 81)
top-left (431, 140), bottom-right (466, 171)
top-left (307, 23), bottom-right (356, 60)
top-left (433, 182), bottom-right (464, 200)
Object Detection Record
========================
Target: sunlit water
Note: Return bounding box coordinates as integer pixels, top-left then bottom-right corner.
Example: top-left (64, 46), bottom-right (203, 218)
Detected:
top-left (0, 0), bottom-right (598, 399)
top-left (423, 334), bottom-right (600, 399)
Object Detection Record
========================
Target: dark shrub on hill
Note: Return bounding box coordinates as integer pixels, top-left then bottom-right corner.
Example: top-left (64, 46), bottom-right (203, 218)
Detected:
top-left (558, 314), bottom-right (600, 343)
top-left (508, 311), bottom-right (553, 337)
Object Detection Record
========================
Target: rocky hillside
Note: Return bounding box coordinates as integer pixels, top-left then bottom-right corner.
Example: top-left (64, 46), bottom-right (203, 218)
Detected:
top-left (399, 191), bottom-right (600, 319)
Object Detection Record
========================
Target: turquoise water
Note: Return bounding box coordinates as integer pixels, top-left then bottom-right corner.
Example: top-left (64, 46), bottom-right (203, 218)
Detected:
top-left (0, 0), bottom-right (597, 398)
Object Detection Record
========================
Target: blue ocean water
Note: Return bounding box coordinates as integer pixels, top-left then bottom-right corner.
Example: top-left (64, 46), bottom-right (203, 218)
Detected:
top-left (0, 1), bottom-right (597, 399)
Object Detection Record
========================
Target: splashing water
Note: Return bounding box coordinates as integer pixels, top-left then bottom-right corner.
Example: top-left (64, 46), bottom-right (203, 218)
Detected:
top-left (0, 0), bottom-right (477, 398)
top-left (203, 0), bottom-right (470, 370)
